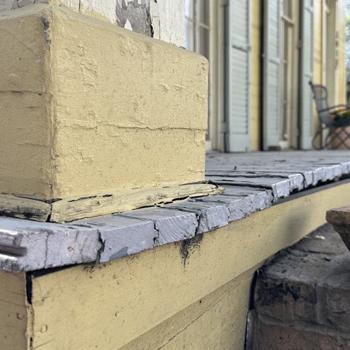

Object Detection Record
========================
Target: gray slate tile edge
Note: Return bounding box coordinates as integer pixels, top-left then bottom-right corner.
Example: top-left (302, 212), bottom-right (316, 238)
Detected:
top-left (0, 154), bottom-right (348, 272)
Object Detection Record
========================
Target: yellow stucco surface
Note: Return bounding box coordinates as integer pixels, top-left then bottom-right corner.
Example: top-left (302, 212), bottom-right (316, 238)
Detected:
top-left (120, 270), bottom-right (254, 350)
top-left (0, 271), bottom-right (28, 350)
top-left (0, 5), bottom-right (207, 202)
top-left (0, 12), bottom-right (52, 200)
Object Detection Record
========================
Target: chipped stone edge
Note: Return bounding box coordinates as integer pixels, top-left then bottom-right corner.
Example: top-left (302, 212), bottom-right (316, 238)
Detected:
top-left (0, 160), bottom-right (349, 272)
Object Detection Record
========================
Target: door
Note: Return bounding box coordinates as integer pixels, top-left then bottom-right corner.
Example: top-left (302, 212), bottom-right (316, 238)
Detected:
top-left (226, 0), bottom-right (251, 152)
top-left (299, 0), bottom-right (314, 149)
top-left (263, 0), bottom-right (282, 150)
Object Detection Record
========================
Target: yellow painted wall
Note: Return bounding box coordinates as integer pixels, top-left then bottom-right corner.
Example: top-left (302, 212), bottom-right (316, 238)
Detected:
top-left (24, 182), bottom-right (350, 349)
top-left (1, 182), bottom-right (350, 349)
top-left (0, 5), bottom-right (207, 202)
top-left (0, 271), bottom-right (28, 350)
top-left (250, 0), bottom-right (261, 151)
top-left (120, 271), bottom-right (254, 350)
top-left (335, 0), bottom-right (347, 105)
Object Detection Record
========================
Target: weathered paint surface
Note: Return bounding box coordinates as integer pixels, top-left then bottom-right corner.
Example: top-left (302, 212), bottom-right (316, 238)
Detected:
top-left (0, 5), bottom-right (207, 203)
top-left (0, 0), bottom-right (185, 46)
top-left (149, 0), bottom-right (185, 47)
top-left (0, 8), bottom-right (52, 200)
top-left (116, 0), bottom-right (152, 36)
top-left (0, 151), bottom-right (348, 271)
top-left (26, 181), bottom-right (350, 349)
top-left (120, 272), bottom-right (253, 350)
top-left (0, 271), bottom-right (28, 350)
top-left (1, 179), bottom-right (350, 349)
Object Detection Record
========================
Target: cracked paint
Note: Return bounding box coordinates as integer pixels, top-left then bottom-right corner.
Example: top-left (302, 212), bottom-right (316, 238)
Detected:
top-left (0, 5), bottom-right (207, 212)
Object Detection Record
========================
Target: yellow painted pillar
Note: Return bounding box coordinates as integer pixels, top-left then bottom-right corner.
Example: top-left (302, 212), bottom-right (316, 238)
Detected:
top-left (250, 0), bottom-right (262, 151)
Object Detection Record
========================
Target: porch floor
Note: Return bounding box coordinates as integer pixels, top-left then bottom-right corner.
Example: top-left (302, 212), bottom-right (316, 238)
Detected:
top-left (1, 151), bottom-right (350, 272)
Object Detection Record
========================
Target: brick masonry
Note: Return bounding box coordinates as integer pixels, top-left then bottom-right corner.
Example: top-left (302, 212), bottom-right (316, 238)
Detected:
top-left (250, 224), bottom-right (350, 350)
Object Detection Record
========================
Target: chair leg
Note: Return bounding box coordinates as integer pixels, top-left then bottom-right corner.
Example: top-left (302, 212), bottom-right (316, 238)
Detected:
top-left (312, 126), bottom-right (323, 150)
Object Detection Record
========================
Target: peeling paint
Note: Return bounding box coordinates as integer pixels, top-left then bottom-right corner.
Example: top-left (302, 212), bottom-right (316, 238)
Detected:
top-left (116, 0), bottom-right (152, 37)
top-left (0, 0), bottom-right (185, 46)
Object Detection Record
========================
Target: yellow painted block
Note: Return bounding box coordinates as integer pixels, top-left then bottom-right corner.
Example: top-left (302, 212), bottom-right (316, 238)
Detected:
top-left (0, 271), bottom-right (28, 350)
top-left (27, 182), bottom-right (350, 349)
top-left (0, 5), bottom-right (207, 202)
top-left (120, 272), bottom-right (253, 350)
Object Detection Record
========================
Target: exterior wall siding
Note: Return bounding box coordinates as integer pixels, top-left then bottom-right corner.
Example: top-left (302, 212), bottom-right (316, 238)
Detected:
top-left (335, 0), bottom-right (346, 105)
top-left (1, 0), bottom-right (346, 150)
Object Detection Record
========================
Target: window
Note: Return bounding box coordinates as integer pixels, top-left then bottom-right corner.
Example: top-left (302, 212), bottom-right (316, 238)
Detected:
top-left (185, 0), bottom-right (210, 57)
top-left (185, 0), bottom-right (222, 151)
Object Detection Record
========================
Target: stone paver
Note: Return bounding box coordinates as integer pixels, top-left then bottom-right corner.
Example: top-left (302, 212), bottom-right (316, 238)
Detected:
top-left (251, 224), bottom-right (350, 349)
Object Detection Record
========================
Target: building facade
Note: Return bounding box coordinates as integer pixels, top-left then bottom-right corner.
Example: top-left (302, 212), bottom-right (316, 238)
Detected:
top-left (0, 2), bottom-right (349, 350)
top-left (1, 0), bottom-right (346, 152)
top-left (186, 0), bottom-right (347, 152)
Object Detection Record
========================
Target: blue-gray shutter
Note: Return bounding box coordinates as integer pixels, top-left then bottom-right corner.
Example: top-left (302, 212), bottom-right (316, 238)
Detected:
top-left (263, 0), bottom-right (282, 150)
top-left (299, 0), bottom-right (314, 149)
top-left (226, 0), bottom-right (251, 152)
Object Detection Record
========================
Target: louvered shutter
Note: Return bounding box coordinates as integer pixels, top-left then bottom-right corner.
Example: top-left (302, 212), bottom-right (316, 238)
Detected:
top-left (226, 0), bottom-right (251, 152)
top-left (299, 0), bottom-right (314, 149)
top-left (263, 0), bottom-right (282, 150)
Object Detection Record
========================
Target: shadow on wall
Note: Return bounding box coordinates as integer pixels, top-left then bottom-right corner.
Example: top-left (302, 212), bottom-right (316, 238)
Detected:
top-left (116, 0), bottom-right (153, 37)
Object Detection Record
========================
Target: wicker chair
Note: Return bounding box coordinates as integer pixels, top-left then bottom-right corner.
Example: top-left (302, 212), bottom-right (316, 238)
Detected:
top-left (309, 81), bottom-right (350, 149)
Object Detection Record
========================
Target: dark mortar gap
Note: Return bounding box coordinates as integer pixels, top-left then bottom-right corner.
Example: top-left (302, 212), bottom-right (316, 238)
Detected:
top-left (25, 273), bottom-right (33, 305)
top-left (115, 213), bottom-right (154, 222)
top-left (96, 230), bottom-right (106, 264)
top-left (29, 264), bottom-right (76, 278)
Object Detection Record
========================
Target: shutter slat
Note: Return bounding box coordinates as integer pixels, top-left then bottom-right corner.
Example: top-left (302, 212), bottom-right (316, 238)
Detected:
top-left (263, 0), bottom-right (282, 150)
top-left (226, 0), bottom-right (250, 152)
